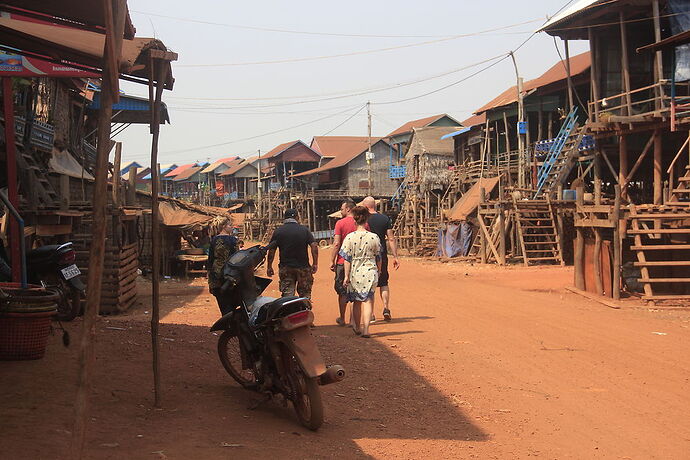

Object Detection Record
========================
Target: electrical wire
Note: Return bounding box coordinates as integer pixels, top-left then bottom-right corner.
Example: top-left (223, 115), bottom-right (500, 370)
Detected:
top-left (321, 104), bottom-right (367, 135)
top-left (161, 104), bottom-right (362, 155)
top-left (133, 10), bottom-right (541, 39)
top-left (176, 19), bottom-right (544, 67)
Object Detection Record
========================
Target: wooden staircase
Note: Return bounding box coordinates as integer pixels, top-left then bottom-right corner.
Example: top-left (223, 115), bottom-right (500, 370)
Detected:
top-left (18, 150), bottom-right (58, 207)
top-left (667, 165), bottom-right (690, 206)
top-left (260, 221), bottom-right (278, 246)
top-left (628, 205), bottom-right (690, 302)
top-left (415, 217), bottom-right (440, 256)
top-left (512, 197), bottom-right (563, 266)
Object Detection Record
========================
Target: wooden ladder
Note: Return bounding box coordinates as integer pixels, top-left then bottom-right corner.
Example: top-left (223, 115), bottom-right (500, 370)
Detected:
top-left (628, 205), bottom-right (690, 302)
top-left (534, 128), bottom-right (588, 199)
top-left (260, 222), bottom-right (278, 246)
top-left (667, 164), bottom-right (690, 206)
top-left (512, 197), bottom-right (563, 266)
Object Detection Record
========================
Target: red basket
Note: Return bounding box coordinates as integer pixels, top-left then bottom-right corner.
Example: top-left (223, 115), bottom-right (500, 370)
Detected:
top-left (0, 311), bottom-right (55, 360)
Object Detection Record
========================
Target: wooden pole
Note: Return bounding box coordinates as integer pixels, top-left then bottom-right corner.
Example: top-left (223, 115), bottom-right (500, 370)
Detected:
top-left (111, 144), bottom-right (122, 248)
top-left (594, 227), bottom-right (604, 296)
top-left (2, 77), bottom-right (20, 283)
top-left (619, 12), bottom-right (633, 118)
top-left (574, 185), bottom-right (585, 290)
top-left (127, 166), bottom-right (137, 205)
top-left (653, 0), bottom-right (664, 109)
top-left (71, 0), bottom-right (125, 457)
top-left (653, 129), bottom-right (663, 205)
top-left (497, 202), bottom-right (506, 265)
top-left (564, 39), bottom-right (574, 112)
top-left (149, 57), bottom-right (169, 408)
top-left (479, 188), bottom-right (487, 264)
top-left (619, 135), bottom-right (628, 201)
top-left (612, 185), bottom-right (622, 300)
top-left (588, 28), bottom-right (600, 121)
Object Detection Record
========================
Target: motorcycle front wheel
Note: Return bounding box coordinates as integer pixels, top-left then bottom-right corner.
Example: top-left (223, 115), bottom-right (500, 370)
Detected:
top-left (217, 330), bottom-right (258, 389)
top-left (281, 345), bottom-right (323, 431)
top-left (53, 278), bottom-right (80, 321)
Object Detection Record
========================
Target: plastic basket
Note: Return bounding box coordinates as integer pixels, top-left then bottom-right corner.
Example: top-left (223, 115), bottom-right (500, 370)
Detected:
top-left (0, 311), bottom-right (55, 360)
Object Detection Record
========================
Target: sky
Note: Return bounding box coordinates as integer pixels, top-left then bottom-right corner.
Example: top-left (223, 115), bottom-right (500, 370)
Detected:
top-left (115, 0), bottom-right (589, 166)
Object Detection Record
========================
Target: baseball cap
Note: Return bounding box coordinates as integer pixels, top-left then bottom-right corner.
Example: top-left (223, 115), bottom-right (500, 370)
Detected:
top-left (284, 209), bottom-right (297, 219)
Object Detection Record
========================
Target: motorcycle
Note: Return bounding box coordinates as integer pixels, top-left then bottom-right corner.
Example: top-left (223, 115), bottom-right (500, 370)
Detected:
top-left (210, 245), bottom-right (345, 431)
top-left (0, 242), bottom-right (85, 321)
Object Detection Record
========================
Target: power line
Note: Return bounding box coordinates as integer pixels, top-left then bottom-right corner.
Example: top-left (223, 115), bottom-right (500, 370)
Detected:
top-left (322, 105), bottom-right (367, 135)
top-left (161, 104), bottom-right (362, 155)
top-left (176, 19), bottom-right (542, 67)
top-left (133, 10), bottom-right (539, 39)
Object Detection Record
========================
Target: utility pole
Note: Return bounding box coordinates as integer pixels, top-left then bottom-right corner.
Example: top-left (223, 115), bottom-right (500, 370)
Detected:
top-left (509, 51), bottom-right (526, 188)
top-left (256, 149), bottom-right (262, 218)
top-left (367, 101), bottom-right (373, 191)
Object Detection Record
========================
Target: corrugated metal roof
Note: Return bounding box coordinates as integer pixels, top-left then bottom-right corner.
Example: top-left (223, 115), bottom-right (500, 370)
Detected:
top-left (165, 163), bottom-right (195, 178)
top-left (475, 52), bottom-right (590, 114)
top-left (537, 0), bottom-right (604, 33)
top-left (293, 136), bottom-right (384, 177)
top-left (173, 166), bottom-right (202, 182)
top-left (387, 114), bottom-right (459, 137)
top-left (200, 157), bottom-right (240, 174)
top-left (461, 113), bottom-right (487, 128)
top-left (262, 140), bottom-right (302, 159)
top-left (219, 159), bottom-right (256, 177)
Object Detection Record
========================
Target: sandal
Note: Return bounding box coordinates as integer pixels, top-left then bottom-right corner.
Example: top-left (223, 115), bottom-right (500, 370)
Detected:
top-left (336, 317), bottom-right (346, 327)
top-left (360, 334), bottom-right (371, 338)
top-left (383, 309), bottom-right (392, 321)
top-left (352, 328), bottom-right (362, 336)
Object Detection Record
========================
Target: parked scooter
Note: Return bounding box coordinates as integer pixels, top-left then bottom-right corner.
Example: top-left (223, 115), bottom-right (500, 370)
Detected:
top-left (210, 245), bottom-right (345, 431)
top-left (0, 242), bottom-right (84, 321)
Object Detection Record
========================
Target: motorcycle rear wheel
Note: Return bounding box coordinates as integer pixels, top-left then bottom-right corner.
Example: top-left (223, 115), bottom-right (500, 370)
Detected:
top-left (217, 330), bottom-right (258, 389)
top-left (54, 278), bottom-right (80, 321)
top-left (282, 345), bottom-right (323, 431)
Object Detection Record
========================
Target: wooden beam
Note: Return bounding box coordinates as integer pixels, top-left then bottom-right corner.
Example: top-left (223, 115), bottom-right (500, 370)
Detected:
top-left (564, 39), bottom-right (574, 112)
top-left (652, 0), bottom-right (664, 105)
top-left (574, 186), bottom-right (585, 290)
top-left (619, 135), bottom-right (628, 201)
top-left (612, 185), bottom-right (622, 300)
top-left (589, 28), bottom-right (600, 121)
top-left (621, 133), bottom-right (654, 188)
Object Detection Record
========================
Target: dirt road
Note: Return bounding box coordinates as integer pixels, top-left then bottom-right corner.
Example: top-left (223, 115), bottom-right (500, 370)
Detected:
top-left (2, 252), bottom-right (689, 459)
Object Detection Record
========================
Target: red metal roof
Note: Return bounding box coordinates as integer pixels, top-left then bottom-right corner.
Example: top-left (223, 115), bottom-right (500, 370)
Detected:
top-left (172, 166), bottom-right (202, 182)
top-left (262, 140), bottom-right (302, 159)
top-left (293, 136), bottom-right (383, 177)
top-left (165, 163), bottom-right (194, 178)
top-left (475, 52), bottom-right (591, 114)
top-left (387, 114), bottom-right (457, 137)
top-left (461, 113), bottom-right (487, 128)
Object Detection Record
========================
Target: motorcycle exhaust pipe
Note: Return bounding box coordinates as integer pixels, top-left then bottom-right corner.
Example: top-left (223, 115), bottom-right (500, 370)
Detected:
top-left (318, 365), bottom-right (345, 386)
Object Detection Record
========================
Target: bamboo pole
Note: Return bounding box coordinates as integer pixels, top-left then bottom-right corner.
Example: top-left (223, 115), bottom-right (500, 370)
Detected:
top-left (71, 0), bottom-right (125, 457)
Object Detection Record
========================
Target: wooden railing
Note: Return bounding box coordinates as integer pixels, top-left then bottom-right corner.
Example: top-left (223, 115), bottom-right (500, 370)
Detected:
top-left (588, 81), bottom-right (690, 124)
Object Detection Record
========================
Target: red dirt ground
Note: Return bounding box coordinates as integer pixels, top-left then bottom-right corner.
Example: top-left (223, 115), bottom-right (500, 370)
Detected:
top-left (2, 251), bottom-right (690, 459)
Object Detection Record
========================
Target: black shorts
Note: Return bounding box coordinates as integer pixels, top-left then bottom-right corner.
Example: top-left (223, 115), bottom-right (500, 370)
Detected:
top-left (334, 264), bottom-right (348, 296)
top-left (378, 254), bottom-right (389, 287)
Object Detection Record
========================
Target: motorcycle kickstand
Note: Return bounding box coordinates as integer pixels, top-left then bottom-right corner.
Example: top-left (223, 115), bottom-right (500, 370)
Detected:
top-left (247, 391), bottom-right (272, 410)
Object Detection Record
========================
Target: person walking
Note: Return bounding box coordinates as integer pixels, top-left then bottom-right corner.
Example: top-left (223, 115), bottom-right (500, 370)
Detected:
top-left (339, 206), bottom-right (381, 338)
top-left (331, 200), bottom-right (358, 326)
top-left (362, 196), bottom-right (400, 321)
top-left (208, 219), bottom-right (239, 314)
top-left (266, 209), bottom-right (318, 299)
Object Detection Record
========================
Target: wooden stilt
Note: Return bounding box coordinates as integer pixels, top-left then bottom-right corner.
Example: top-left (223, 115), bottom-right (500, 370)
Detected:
top-left (654, 129), bottom-right (663, 205)
top-left (574, 186), bottom-right (585, 290)
top-left (71, 1), bottom-right (126, 457)
top-left (619, 135), bottom-right (628, 201)
top-left (612, 185), bottom-right (622, 300)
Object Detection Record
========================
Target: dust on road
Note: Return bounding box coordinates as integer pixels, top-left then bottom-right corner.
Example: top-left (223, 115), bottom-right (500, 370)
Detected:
top-left (2, 251), bottom-right (690, 459)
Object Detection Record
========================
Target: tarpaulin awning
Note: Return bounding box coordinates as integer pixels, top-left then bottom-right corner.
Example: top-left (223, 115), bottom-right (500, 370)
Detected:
top-left (0, 15), bottom-right (174, 88)
top-left (48, 148), bottom-right (95, 180)
top-left (446, 176), bottom-right (501, 221)
top-left (88, 92), bottom-right (170, 124)
top-left (159, 201), bottom-right (222, 230)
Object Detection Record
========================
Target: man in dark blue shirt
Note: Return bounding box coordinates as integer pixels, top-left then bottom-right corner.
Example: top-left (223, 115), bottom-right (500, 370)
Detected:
top-left (267, 209), bottom-right (318, 299)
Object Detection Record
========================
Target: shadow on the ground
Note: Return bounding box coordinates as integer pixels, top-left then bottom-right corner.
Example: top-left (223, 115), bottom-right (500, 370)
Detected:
top-left (0, 314), bottom-right (488, 459)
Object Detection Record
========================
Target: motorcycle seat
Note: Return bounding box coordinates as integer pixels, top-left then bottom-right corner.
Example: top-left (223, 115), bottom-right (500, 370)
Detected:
top-left (250, 296), bottom-right (309, 328)
top-left (28, 245), bottom-right (61, 257)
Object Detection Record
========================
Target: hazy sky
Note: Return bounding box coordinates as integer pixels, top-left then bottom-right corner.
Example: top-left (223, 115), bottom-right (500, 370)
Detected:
top-left (115, 0), bottom-right (588, 166)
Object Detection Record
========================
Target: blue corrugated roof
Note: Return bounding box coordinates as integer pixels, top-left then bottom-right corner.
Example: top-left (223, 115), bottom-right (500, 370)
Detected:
top-left (90, 93), bottom-right (151, 111)
top-left (440, 127), bottom-right (471, 140)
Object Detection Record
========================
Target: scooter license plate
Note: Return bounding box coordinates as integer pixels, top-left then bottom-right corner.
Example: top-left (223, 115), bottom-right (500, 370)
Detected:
top-left (61, 264), bottom-right (81, 280)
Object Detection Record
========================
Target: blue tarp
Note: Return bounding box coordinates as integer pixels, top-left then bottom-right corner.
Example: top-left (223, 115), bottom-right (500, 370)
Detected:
top-left (440, 127), bottom-right (472, 140)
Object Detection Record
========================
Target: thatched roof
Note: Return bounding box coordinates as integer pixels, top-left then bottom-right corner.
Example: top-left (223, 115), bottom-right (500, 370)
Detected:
top-left (405, 126), bottom-right (459, 158)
